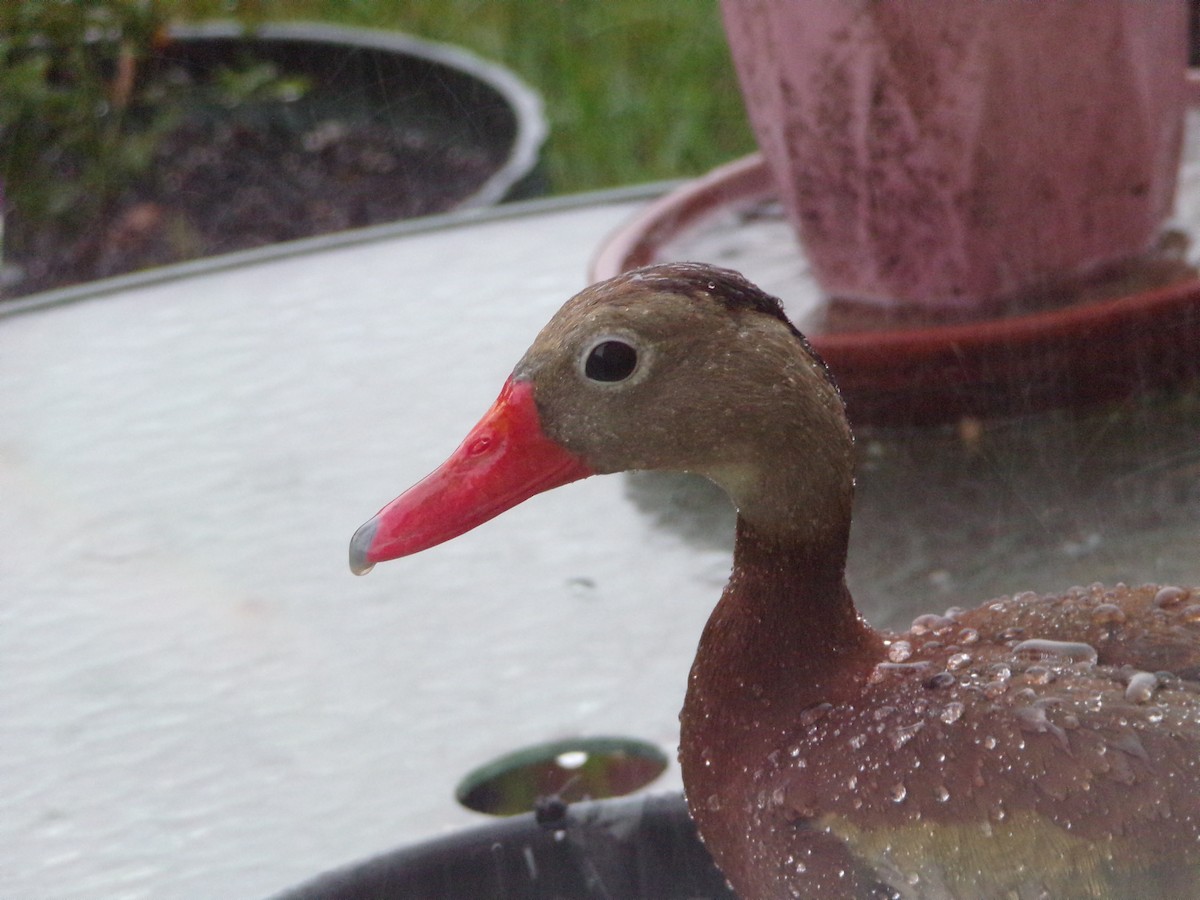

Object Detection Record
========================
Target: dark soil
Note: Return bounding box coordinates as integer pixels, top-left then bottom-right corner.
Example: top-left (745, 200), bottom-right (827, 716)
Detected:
top-left (3, 110), bottom-right (499, 298)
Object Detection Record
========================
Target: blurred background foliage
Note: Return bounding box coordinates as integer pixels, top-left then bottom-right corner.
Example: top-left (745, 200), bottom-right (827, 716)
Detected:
top-left (1, 1), bottom-right (174, 238)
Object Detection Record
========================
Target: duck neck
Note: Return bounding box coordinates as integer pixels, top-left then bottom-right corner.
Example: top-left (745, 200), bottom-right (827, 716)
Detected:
top-left (689, 513), bottom-right (881, 716)
top-left (680, 509), bottom-right (884, 792)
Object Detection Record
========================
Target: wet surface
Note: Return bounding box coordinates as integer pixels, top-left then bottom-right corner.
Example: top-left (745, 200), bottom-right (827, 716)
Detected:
top-left (1, 193), bottom-right (1198, 898)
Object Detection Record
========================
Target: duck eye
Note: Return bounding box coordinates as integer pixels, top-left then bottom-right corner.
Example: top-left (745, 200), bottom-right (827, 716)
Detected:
top-left (583, 339), bottom-right (639, 383)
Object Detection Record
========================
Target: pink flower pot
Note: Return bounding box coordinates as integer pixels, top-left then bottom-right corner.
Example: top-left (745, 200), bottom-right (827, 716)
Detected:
top-left (719, 0), bottom-right (1188, 312)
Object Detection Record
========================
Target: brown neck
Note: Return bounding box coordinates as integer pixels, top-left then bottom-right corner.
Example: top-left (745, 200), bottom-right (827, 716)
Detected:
top-left (684, 516), bottom-right (881, 730)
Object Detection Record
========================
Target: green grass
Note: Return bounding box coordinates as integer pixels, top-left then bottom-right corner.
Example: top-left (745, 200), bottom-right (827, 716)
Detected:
top-left (166, 1), bottom-right (757, 194)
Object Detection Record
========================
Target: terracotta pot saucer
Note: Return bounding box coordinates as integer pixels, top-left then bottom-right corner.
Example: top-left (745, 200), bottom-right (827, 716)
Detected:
top-left (592, 154), bottom-right (1200, 427)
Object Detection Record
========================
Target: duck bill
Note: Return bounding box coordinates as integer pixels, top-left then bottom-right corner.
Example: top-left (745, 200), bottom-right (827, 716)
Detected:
top-left (349, 378), bottom-right (593, 574)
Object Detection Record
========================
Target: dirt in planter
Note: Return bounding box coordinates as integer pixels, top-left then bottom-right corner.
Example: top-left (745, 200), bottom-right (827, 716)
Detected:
top-left (3, 111), bottom-right (499, 299)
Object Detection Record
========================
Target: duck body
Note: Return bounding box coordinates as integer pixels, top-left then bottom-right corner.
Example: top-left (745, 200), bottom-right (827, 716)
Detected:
top-left (684, 577), bottom-right (1200, 898)
top-left (351, 263), bottom-right (1200, 899)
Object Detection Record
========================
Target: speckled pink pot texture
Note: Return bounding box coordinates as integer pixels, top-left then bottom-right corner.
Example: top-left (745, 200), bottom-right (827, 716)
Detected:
top-left (719, 1), bottom-right (1188, 312)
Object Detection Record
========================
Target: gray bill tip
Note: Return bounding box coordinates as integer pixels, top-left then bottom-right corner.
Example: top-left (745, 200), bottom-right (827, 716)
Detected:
top-left (349, 516), bottom-right (379, 576)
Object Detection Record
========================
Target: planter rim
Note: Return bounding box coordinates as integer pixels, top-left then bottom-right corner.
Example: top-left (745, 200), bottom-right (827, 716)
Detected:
top-left (167, 20), bottom-right (548, 210)
top-left (270, 791), bottom-right (732, 900)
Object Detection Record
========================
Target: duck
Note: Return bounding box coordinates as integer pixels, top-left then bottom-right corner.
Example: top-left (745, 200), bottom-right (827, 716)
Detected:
top-left (349, 262), bottom-right (1200, 899)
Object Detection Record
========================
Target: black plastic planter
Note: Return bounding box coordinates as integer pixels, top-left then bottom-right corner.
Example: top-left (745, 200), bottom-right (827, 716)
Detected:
top-left (165, 21), bottom-right (548, 208)
top-left (272, 793), bottom-right (734, 900)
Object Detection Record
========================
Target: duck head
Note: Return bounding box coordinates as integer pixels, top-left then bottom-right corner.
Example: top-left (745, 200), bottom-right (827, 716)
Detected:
top-left (349, 262), bottom-right (854, 575)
